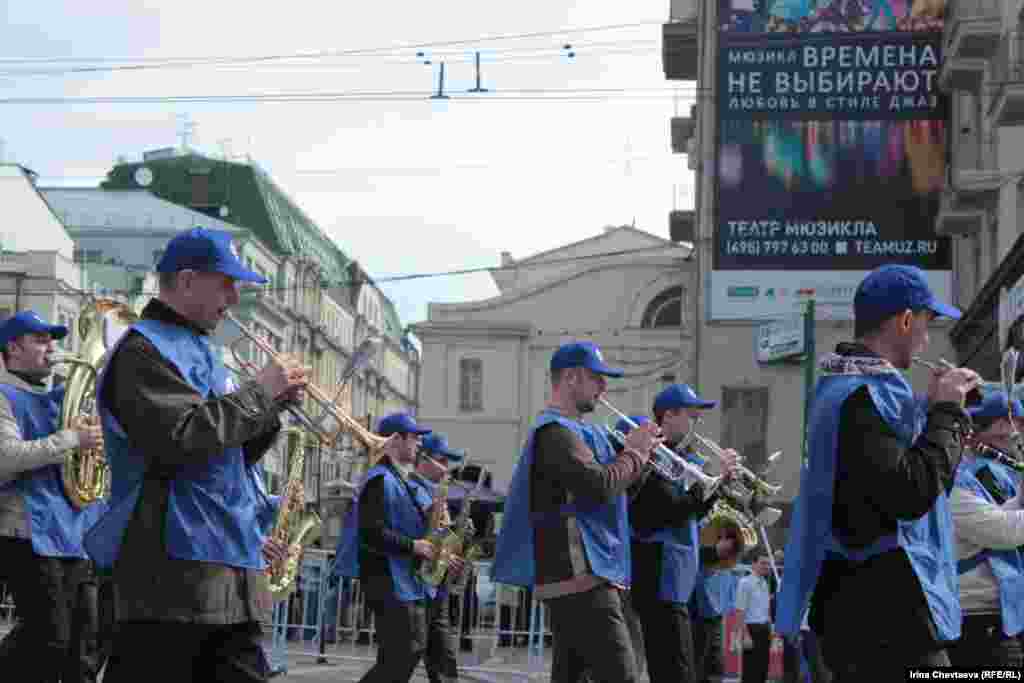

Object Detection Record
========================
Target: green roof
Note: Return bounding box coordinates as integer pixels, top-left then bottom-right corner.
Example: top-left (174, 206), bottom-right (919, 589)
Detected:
top-left (101, 153), bottom-right (350, 286)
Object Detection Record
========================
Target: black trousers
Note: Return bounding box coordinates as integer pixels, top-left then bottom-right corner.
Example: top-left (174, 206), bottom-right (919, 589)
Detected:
top-left (425, 592), bottom-right (459, 683)
top-left (103, 621), bottom-right (269, 682)
top-left (0, 537), bottom-right (98, 683)
top-left (742, 623), bottom-right (772, 683)
top-left (547, 585), bottom-right (639, 683)
top-left (782, 634), bottom-right (800, 683)
top-left (820, 633), bottom-right (949, 681)
top-left (359, 593), bottom-right (428, 683)
top-left (948, 613), bottom-right (1024, 668)
top-left (692, 616), bottom-right (723, 683)
top-left (631, 592), bottom-right (697, 683)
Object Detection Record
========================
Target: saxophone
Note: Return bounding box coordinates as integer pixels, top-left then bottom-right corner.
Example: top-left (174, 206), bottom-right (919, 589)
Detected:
top-left (50, 298), bottom-right (138, 508)
top-left (266, 427), bottom-right (323, 601)
top-left (418, 474), bottom-right (463, 588)
top-left (446, 467), bottom-right (488, 593)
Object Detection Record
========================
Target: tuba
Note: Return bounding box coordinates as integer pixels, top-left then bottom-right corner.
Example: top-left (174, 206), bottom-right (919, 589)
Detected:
top-left (50, 298), bottom-right (138, 509)
top-left (266, 427), bottom-right (322, 601)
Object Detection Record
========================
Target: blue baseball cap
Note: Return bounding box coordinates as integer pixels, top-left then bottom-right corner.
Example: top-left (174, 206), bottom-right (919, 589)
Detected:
top-left (550, 341), bottom-right (623, 378)
top-left (654, 384), bottom-right (716, 412)
top-left (854, 265), bottom-right (960, 324)
top-left (969, 391), bottom-right (1024, 420)
top-left (377, 412), bottom-right (431, 437)
top-left (0, 311), bottom-right (68, 348)
top-left (156, 227), bottom-right (267, 284)
top-left (420, 433), bottom-right (465, 463)
top-left (615, 415), bottom-right (651, 435)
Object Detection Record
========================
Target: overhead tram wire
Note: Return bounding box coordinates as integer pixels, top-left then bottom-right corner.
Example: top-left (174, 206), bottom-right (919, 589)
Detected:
top-left (0, 20), bottom-right (664, 71)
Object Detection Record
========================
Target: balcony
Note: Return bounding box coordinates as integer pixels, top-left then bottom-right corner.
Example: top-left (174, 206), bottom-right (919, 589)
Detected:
top-left (990, 32), bottom-right (1024, 126)
top-left (934, 167), bottom-right (1002, 236)
top-left (663, 0), bottom-right (699, 80)
top-left (945, 0), bottom-right (1003, 60)
top-left (671, 116), bottom-right (695, 153)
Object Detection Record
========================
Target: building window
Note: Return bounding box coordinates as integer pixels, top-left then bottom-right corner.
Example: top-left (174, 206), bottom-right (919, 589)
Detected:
top-left (641, 286), bottom-right (683, 328)
top-left (459, 357), bottom-right (483, 412)
top-left (721, 386), bottom-right (770, 472)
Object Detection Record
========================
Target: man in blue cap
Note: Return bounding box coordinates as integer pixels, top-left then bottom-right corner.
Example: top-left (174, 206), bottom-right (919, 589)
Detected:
top-left (949, 390), bottom-right (1024, 666)
top-left (86, 227), bottom-right (309, 682)
top-left (776, 264), bottom-right (980, 679)
top-left (411, 432), bottom-right (468, 683)
top-left (626, 384), bottom-right (739, 683)
top-left (349, 411), bottom-right (447, 683)
top-left (493, 341), bottom-right (659, 683)
top-left (0, 310), bottom-right (107, 682)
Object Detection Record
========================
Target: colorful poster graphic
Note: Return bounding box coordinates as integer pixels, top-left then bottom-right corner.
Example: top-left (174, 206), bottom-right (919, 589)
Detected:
top-left (711, 0), bottom-right (951, 320)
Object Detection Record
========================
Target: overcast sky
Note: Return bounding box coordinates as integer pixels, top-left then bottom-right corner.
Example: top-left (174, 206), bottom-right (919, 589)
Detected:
top-left (2, 0), bottom-right (695, 326)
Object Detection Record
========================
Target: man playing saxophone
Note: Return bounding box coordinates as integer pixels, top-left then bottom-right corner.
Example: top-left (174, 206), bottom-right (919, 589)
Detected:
top-left (948, 391), bottom-right (1024, 666)
top-left (84, 227), bottom-right (306, 682)
top-left (411, 432), bottom-right (467, 683)
top-left (626, 385), bottom-right (740, 683)
top-left (0, 311), bottom-right (106, 683)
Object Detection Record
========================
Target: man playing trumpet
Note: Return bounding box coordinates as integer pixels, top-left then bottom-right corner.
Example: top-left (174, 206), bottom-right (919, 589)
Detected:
top-left (625, 384), bottom-right (740, 683)
top-left (0, 311), bottom-right (107, 683)
top-left (776, 264), bottom-right (977, 677)
top-left (493, 341), bottom-right (659, 683)
top-left (86, 227), bottom-right (307, 682)
top-left (949, 391), bottom-right (1024, 666)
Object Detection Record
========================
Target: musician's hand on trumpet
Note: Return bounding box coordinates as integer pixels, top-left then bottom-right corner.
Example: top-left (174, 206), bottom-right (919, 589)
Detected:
top-left (621, 420), bottom-right (659, 465)
top-left (255, 354), bottom-right (310, 404)
top-left (718, 447), bottom-right (741, 480)
top-left (924, 364), bottom-right (982, 410)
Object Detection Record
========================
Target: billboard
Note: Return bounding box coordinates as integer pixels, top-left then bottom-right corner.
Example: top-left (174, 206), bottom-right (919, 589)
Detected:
top-left (712, 1), bottom-right (951, 320)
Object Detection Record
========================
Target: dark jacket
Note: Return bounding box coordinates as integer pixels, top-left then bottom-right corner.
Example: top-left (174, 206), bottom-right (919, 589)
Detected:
top-left (100, 299), bottom-right (282, 625)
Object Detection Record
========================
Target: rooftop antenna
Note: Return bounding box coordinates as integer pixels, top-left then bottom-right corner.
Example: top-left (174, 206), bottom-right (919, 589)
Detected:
top-left (468, 52), bottom-right (488, 93)
top-left (177, 114), bottom-right (196, 150)
top-left (417, 51), bottom-right (449, 100)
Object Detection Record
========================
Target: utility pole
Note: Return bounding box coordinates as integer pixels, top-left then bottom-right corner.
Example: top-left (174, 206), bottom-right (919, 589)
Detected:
top-left (801, 299), bottom-right (816, 466)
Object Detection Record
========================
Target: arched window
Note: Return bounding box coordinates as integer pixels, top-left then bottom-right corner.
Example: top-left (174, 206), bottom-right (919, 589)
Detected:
top-left (641, 286), bottom-right (683, 328)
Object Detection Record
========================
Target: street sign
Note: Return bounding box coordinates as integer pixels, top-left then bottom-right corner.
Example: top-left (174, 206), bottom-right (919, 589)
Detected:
top-left (756, 315), bottom-right (805, 364)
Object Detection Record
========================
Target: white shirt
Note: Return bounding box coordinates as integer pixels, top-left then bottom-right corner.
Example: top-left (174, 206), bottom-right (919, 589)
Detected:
top-left (736, 573), bottom-right (771, 624)
top-left (951, 458), bottom-right (1024, 615)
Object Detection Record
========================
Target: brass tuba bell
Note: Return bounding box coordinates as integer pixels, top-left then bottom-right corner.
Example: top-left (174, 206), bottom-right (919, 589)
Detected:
top-left (50, 298), bottom-right (138, 509)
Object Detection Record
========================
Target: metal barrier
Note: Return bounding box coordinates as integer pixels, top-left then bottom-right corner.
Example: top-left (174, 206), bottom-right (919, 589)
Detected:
top-left (263, 551), bottom-right (555, 678)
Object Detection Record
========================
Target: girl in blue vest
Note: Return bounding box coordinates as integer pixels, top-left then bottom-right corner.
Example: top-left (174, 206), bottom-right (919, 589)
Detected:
top-left (949, 391), bottom-right (1024, 666)
top-left (492, 341), bottom-right (660, 683)
top-left (775, 265), bottom-right (978, 678)
top-left (0, 311), bottom-right (107, 683)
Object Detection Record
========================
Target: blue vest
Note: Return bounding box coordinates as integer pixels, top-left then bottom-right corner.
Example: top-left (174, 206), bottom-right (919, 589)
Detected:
top-left (631, 446), bottom-right (700, 604)
top-left (492, 409), bottom-right (631, 588)
top-left (338, 462), bottom-right (437, 602)
top-left (0, 383), bottom-right (106, 558)
top-left (954, 456), bottom-right (1024, 637)
top-left (84, 319), bottom-right (268, 571)
top-left (775, 370), bottom-right (960, 641)
top-left (693, 568), bottom-right (738, 618)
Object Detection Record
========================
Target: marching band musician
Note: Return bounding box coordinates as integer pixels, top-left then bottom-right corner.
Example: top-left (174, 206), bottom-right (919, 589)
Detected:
top-left (776, 264), bottom-right (977, 678)
top-left (948, 391), bottom-right (1024, 666)
top-left (411, 432), bottom-right (467, 683)
top-left (345, 411), bottom-right (446, 683)
top-left (493, 341), bottom-right (659, 683)
top-left (0, 311), bottom-right (107, 683)
top-left (83, 227), bottom-right (305, 682)
top-left (618, 386), bottom-right (740, 683)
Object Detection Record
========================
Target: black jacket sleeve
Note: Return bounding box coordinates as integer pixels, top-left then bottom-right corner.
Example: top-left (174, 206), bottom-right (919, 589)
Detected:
top-left (629, 472), bottom-right (718, 537)
top-left (102, 333), bottom-right (283, 469)
top-left (533, 423), bottom-right (645, 506)
top-left (358, 476), bottom-right (416, 556)
top-left (835, 386), bottom-right (970, 540)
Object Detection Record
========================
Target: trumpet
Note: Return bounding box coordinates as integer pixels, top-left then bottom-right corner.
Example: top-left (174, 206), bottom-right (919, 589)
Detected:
top-left (224, 312), bottom-right (393, 456)
top-left (682, 425), bottom-right (783, 498)
top-left (972, 442), bottom-right (1024, 474)
top-left (598, 397), bottom-right (723, 501)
